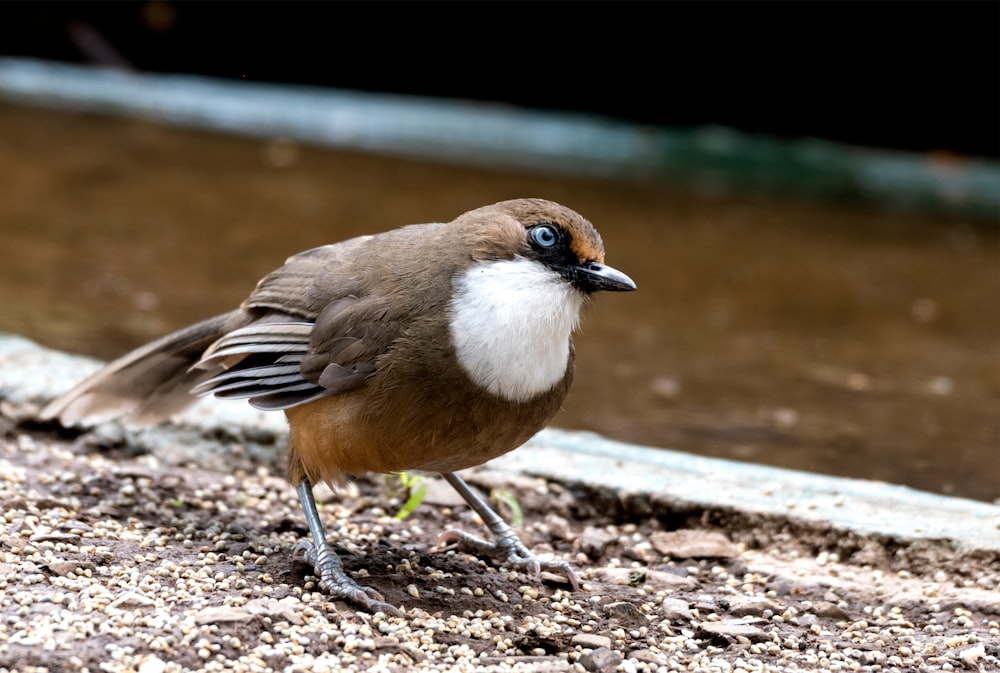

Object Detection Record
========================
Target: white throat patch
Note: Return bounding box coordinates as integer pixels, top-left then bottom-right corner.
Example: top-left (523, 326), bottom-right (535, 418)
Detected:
top-left (449, 258), bottom-right (584, 402)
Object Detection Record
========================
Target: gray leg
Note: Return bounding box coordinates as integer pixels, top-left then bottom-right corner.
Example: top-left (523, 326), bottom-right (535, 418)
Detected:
top-left (438, 472), bottom-right (580, 590)
top-left (294, 480), bottom-right (402, 616)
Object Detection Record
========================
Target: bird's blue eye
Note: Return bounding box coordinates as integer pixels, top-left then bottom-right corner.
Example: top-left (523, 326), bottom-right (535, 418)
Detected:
top-left (530, 225), bottom-right (559, 248)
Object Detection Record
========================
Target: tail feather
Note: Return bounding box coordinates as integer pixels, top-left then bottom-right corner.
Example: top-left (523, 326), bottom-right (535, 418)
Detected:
top-left (41, 311), bottom-right (245, 427)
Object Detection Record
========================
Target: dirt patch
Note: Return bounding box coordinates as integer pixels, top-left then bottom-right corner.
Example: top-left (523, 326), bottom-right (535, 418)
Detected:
top-left (1, 423), bottom-right (998, 672)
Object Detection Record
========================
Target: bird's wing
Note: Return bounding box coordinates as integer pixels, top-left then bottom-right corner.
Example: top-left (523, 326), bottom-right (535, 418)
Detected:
top-left (192, 240), bottom-right (409, 411)
top-left (243, 236), bottom-right (375, 318)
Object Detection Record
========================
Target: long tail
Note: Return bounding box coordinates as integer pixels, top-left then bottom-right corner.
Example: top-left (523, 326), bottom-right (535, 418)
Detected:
top-left (41, 310), bottom-right (246, 426)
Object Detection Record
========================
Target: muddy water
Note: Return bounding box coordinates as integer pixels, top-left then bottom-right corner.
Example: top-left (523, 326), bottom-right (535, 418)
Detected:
top-left (1, 104), bottom-right (997, 502)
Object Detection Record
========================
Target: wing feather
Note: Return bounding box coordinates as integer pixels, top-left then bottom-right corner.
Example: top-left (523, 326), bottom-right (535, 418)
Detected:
top-left (192, 294), bottom-right (403, 410)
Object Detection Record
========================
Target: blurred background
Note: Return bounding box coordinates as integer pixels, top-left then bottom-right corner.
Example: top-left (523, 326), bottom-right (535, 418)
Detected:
top-left (0, 2), bottom-right (997, 501)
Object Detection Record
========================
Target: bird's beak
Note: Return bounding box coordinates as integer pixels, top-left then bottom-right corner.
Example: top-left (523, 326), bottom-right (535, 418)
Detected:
top-left (571, 261), bottom-right (637, 293)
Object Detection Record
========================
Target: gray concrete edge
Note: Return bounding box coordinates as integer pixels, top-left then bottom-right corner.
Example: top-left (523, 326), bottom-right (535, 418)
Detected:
top-left (3, 333), bottom-right (998, 553)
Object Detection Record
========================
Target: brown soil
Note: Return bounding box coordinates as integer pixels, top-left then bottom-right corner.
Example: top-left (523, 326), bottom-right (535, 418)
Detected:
top-left (1, 420), bottom-right (997, 673)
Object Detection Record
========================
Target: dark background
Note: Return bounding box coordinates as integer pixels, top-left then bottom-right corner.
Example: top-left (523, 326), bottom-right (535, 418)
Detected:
top-left (1, 1), bottom-right (997, 159)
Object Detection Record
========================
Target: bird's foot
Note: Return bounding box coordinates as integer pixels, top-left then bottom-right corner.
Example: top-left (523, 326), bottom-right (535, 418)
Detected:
top-left (294, 539), bottom-right (403, 616)
top-left (437, 527), bottom-right (580, 591)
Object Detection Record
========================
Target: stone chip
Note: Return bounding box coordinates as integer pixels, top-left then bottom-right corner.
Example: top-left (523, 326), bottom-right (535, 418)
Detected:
top-left (579, 646), bottom-right (623, 673)
top-left (650, 530), bottom-right (740, 559)
top-left (571, 633), bottom-right (613, 650)
top-left (697, 620), bottom-right (770, 644)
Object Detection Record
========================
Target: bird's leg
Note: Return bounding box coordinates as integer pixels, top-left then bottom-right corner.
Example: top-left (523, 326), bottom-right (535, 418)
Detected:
top-left (293, 479), bottom-right (402, 616)
top-left (437, 471), bottom-right (580, 590)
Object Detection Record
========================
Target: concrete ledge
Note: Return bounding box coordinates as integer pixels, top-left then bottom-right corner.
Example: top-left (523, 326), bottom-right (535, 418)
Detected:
top-left (3, 333), bottom-right (998, 553)
top-left (508, 431), bottom-right (1000, 553)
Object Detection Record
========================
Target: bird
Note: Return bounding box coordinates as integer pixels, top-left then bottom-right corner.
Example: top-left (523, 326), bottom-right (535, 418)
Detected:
top-left (42, 198), bottom-right (636, 614)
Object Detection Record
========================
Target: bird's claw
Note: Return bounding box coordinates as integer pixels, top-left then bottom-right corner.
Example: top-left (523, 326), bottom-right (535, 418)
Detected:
top-left (295, 539), bottom-right (403, 617)
top-left (438, 529), bottom-right (580, 591)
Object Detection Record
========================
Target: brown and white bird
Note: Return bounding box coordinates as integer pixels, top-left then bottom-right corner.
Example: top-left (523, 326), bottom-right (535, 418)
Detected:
top-left (43, 198), bottom-right (636, 614)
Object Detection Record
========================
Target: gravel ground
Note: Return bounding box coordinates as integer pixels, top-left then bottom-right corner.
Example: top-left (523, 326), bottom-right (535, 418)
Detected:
top-left (1, 418), bottom-right (998, 673)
